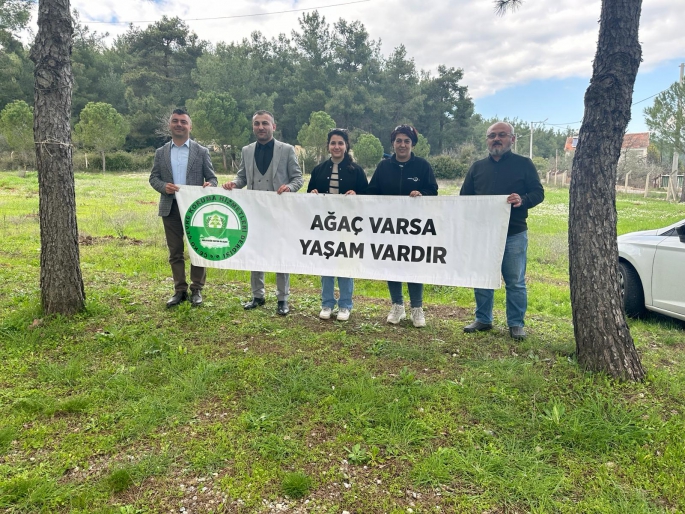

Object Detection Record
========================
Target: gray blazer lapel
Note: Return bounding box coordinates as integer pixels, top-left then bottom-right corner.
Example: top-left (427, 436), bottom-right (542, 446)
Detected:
top-left (246, 143), bottom-right (257, 184)
top-left (186, 140), bottom-right (199, 178)
top-left (164, 142), bottom-right (172, 177)
top-left (272, 141), bottom-right (283, 173)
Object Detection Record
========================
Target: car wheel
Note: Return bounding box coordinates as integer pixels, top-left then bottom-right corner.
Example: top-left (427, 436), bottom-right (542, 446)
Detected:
top-left (618, 261), bottom-right (645, 318)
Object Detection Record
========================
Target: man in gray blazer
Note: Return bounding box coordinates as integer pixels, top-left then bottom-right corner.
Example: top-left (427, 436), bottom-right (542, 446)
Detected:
top-left (223, 110), bottom-right (303, 315)
top-left (149, 108), bottom-right (218, 308)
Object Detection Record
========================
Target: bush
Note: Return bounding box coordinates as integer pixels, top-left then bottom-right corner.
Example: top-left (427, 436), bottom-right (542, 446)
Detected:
top-left (300, 147), bottom-right (321, 175)
top-left (354, 133), bottom-right (384, 171)
top-left (0, 152), bottom-right (34, 171)
top-left (91, 151), bottom-right (133, 171)
top-left (532, 156), bottom-right (549, 173)
top-left (414, 134), bottom-right (431, 158)
top-left (210, 153), bottom-right (225, 172)
top-left (428, 154), bottom-right (467, 180)
top-left (81, 151), bottom-right (153, 172)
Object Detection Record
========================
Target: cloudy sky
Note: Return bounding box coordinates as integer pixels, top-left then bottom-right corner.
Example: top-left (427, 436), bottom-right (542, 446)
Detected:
top-left (27, 0), bottom-right (685, 134)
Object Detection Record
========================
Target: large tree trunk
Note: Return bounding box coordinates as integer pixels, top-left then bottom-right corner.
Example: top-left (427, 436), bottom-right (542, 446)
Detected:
top-left (569, 0), bottom-right (644, 380)
top-left (30, 0), bottom-right (85, 315)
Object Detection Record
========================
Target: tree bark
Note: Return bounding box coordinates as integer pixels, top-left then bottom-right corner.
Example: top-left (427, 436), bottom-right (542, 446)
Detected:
top-left (30, 0), bottom-right (85, 315)
top-left (569, 0), bottom-right (645, 380)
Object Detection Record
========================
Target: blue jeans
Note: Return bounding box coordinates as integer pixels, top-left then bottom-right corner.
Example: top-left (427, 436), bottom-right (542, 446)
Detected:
top-left (474, 230), bottom-right (528, 327)
top-left (321, 276), bottom-right (354, 310)
top-left (387, 281), bottom-right (423, 308)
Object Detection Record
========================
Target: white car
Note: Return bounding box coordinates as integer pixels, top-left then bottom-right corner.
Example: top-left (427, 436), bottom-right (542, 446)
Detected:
top-left (617, 218), bottom-right (685, 321)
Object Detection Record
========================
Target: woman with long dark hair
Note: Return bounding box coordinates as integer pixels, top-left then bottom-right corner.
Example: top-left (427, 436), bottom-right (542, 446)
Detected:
top-left (308, 129), bottom-right (368, 321)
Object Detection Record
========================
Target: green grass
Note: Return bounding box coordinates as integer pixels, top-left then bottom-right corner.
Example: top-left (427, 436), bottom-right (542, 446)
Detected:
top-left (0, 171), bottom-right (684, 512)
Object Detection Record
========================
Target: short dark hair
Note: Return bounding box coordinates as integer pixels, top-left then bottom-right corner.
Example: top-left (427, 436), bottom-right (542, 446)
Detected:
top-left (253, 110), bottom-right (275, 123)
top-left (170, 108), bottom-right (191, 123)
top-left (391, 125), bottom-right (418, 146)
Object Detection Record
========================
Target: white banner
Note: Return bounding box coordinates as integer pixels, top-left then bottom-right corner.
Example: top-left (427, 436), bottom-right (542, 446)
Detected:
top-left (175, 187), bottom-right (511, 288)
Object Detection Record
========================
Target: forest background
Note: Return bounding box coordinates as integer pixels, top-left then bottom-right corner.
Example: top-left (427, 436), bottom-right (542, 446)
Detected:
top-left (1, 10), bottom-right (584, 175)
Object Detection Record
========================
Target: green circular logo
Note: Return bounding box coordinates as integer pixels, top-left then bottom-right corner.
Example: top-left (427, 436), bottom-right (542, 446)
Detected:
top-left (184, 196), bottom-right (248, 261)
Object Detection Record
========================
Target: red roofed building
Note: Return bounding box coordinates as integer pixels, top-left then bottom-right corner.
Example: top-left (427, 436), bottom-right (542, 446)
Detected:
top-left (621, 132), bottom-right (650, 158)
top-left (564, 132), bottom-right (650, 159)
top-left (564, 135), bottom-right (578, 154)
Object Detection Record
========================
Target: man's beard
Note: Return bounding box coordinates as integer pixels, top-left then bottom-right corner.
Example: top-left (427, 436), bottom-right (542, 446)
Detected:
top-left (488, 142), bottom-right (511, 156)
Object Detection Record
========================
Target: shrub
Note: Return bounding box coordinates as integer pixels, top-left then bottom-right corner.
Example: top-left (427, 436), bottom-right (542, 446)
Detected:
top-left (85, 151), bottom-right (153, 172)
top-left (91, 151), bottom-right (134, 172)
top-left (354, 133), bottom-right (384, 171)
top-left (413, 134), bottom-right (431, 158)
top-left (299, 147), bottom-right (320, 175)
top-left (428, 154), bottom-right (466, 180)
top-left (210, 153), bottom-right (225, 172)
top-left (532, 156), bottom-right (549, 173)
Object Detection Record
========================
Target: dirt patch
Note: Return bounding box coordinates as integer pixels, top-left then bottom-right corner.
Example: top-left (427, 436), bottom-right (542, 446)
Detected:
top-left (79, 235), bottom-right (144, 246)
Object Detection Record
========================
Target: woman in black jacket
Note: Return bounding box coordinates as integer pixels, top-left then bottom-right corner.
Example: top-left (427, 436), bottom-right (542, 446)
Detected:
top-left (308, 129), bottom-right (368, 321)
top-left (366, 125), bottom-right (438, 328)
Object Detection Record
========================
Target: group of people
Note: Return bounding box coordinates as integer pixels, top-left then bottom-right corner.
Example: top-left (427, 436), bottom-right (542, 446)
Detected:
top-left (149, 109), bottom-right (544, 339)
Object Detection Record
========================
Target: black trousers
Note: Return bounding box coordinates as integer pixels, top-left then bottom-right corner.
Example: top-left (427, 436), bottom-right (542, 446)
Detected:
top-left (162, 200), bottom-right (206, 292)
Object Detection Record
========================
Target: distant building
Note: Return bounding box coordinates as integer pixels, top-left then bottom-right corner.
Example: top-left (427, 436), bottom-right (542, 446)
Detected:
top-left (620, 132), bottom-right (650, 159)
top-left (564, 132), bottom-right (650, 159)
top-left (563, 135), bottom-right (578, 155)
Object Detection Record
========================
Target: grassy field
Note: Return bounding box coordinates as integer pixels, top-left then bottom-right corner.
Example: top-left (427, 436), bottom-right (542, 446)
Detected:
top-left (1, 170), bottom-right (684, 513)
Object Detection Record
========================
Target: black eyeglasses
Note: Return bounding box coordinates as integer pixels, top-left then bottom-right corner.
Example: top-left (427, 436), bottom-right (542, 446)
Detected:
top-left (486, 132), bottom-right (513, 139)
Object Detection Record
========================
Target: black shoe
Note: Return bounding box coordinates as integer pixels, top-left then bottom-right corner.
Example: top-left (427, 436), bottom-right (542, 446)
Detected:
top-left (509, 326), bottom-right (526, 340)
top-left (166, 291), bottom-right (187, 308)
top-left (190, 290), bottom-right (203, 307)
top-left (463, 321), bottom-right (493, 333)
top-left (243, 297), bottom-right (265, 310)
top-left (277, 300), bottom-right (289, 316)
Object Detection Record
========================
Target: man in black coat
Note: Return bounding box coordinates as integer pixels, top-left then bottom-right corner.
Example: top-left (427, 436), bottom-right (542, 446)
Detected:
top-left (460, 121), bottom-right (544, 340)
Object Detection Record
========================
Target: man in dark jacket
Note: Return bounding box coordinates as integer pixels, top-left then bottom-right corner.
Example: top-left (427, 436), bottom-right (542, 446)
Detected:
top-left (460, 121), bottom-right (544, 340)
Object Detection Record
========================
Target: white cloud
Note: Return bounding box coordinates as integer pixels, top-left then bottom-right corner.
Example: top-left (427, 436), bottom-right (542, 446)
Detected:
top-left (26, 0), bottom-right (685, 98)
